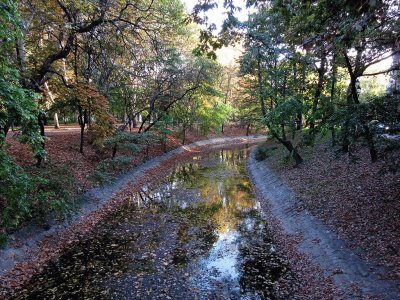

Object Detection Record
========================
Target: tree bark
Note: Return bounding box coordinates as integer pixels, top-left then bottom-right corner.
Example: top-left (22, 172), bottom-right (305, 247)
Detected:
top-left (246, 123), bottom-right (251, 136)
top-left (310, 49), bottom-right (327, 129)
top-left (36, 112), bottom-right (46, 167)
top-left (54, 113), bottom-right (60, 129)
top-left (78, 106), bottom-right (86, 154)
top-left (269, 127), bottom-right (303, 165)
top-left (182, 128), bottom-right (186, 145)
top-left (257, 47), bottom-right (267, 118)
top-left (330, 52), bottom-right (338, 146)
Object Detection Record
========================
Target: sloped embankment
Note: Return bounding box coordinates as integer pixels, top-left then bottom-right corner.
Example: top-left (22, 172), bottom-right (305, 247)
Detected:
top-left (247, 149), bottom-right (399, 299)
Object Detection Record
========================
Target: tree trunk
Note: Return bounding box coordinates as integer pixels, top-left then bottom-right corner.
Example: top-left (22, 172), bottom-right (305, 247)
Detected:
top-left (310, 49), bottom-right (327, 129)
top-left (257, 47), bottom-right (267, 118)
top-left (282, 139), bottom-right (303, 165)
top-left (341, 89), bottom-right (353, 153)
top-left (78, 106), bottom-right (86, 154)
top-left (246, 123), bottom-right (251, 136)
top-left (112, 144), bottom-right (118, 158)
top-left (342, 47), bottom-right (363, 152)
top-left (269, 127), bottom-right (303, 165)
top-left (54, 113), bottom-right (60, 129)
top-left (36, 112), bottom-right (46, 167)
top-left (182, 128), bottom-right (186, 145)
top-left (364, 125), bottom-right (378, 162)
top-left (297, 65), bottom-right (306, 130)
top-left (132, 115), bottom-right (137, 128)
top-left (330, 53), bottom-right (338, 146)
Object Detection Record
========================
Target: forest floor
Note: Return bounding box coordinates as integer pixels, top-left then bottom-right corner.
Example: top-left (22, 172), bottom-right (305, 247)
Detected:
top-left (249, 136), bottom-right (400, 299)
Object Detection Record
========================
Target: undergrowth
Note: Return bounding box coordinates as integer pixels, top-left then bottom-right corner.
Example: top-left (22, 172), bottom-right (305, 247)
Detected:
top-left (0, 151), bottom-right (78, 246)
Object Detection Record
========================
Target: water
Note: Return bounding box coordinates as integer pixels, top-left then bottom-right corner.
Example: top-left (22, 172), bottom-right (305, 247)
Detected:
top-left (13, 146), bottom-right (295, 299)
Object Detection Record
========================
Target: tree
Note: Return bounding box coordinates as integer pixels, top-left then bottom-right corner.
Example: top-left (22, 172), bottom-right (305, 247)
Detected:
top-left (239, 7), bottom-right (304, 164)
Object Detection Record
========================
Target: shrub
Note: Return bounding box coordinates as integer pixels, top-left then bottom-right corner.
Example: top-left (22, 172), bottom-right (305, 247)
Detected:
top-left (255, 143), bottom-right (274, 161)
top-left (0, 154), bottom-right (78, 246)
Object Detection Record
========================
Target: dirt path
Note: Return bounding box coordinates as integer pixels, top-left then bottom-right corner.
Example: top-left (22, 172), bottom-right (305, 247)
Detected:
top-left (247, 149), bottom-right (400, 299)
top-left (0, 135), bottom-right (265, 287)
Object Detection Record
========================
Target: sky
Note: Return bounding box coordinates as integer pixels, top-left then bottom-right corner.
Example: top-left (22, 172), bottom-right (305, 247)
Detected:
top-left (181, 0), bottom-right (249, 31)
top-left (181, 0), bottom-right (248, 66)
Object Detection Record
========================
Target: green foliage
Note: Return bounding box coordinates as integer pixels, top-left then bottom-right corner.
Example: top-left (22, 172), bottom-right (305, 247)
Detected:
top-left (0, 1), bottom-right (19, 48)
top-left (254, 143), bottom-right (275, 161)
top-left (103, 131), bottom-right (147, 155)
top-left (0, 0), bottom-right (41, 151)
top-left (198, 100), bottom-right (234, 135)
top-left (93, 130), bottom-right (168, 185)
top-left (0, 152), bottom-right (78, 244)
top-left (91, 156), bottom-right (134, 185)
top-left (0, 149), bottom-right (30, 231)
top-left (264, 98), bottom-right (302, 134)
top-left (27, 162), bottom-right (78, 225)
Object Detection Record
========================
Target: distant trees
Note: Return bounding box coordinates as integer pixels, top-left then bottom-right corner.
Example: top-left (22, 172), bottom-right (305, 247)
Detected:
top-left (192, 0), bottom-right (400, 165)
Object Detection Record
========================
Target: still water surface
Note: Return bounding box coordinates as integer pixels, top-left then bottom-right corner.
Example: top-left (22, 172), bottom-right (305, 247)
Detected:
top-left (14, 146), bottom-right (294, 299)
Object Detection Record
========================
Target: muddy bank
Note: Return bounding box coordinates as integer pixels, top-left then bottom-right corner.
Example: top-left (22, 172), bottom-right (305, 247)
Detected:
top-left (247, 148), bottom-right (400, 299)
top-left (0, 135), bottom-right (264, 297)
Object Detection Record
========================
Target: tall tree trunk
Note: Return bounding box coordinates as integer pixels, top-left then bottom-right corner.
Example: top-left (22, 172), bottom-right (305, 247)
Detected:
top-left (257, 47), bottom-right (267, 118)
top-left (310, 49), bottom-right (327, 129)
top-left (44, 83), bottom-right (60, 129)
top-left (54, 113), bottom-right (60, 129)
top-left (330, 53), bottom-right (338, 146)
top-left (364, 125), bottom-right (378, 162)
top-left (36, 112), bottom-right (46, 167)
top-left (341, 86), bottom-right (353, 153)
top-left (246, 123), bottom-right (251, 136)
top-left (182, 128), bottom-right (186, 145)
top-left (297, 65), bottom-right (306, 130)
top-left (15, 33), bottom-right (28, 86)
top-left (342, 48), bottom-right (362, 152)
top-left (269, 127), bottom-right (303, 165)
top-left (78, 106), bottom-right (86, 154)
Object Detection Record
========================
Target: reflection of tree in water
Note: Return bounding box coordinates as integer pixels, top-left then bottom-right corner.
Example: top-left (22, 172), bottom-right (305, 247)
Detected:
top-left (169, 163), bottom-right (201, 188)
top-left (218, 149), bottom-right (248, 172)
top-left (172, 201), bottom-right (221, 267)
top-left (238, 218), bottom-right (296, 299)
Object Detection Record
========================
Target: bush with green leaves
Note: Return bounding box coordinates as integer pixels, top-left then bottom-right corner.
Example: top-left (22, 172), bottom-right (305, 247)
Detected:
top-left (27, 162), bottom-right (78, 225)
top-left (91, 156), bottom-right (134, 185)
top-left (254, 143), bottom-right (272, 161)
top-left (103, 130), bottom-right (147, 158)
top-left (0, 154), bottom-right (78, 245)
top-left (0, 149), bottom-right (31, 235)
top-left (92, 130), bottom-right (169, 185)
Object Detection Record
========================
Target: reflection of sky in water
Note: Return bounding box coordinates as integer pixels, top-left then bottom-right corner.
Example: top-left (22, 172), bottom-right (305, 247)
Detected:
top-left (204, 229), bottom-right (240, 279)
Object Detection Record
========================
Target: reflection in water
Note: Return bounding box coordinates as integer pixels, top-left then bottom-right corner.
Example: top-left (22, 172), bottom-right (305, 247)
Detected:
top-left (13, 147), bottom-right (295, 299)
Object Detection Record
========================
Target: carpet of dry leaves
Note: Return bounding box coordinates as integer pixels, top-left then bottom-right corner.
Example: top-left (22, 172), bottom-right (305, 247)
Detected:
top-left (264, 136), bottom-right (400, 282)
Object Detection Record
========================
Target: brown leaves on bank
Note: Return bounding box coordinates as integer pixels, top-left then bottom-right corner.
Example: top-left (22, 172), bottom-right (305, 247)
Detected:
top-left (266, 139), bottom-right (400, 281)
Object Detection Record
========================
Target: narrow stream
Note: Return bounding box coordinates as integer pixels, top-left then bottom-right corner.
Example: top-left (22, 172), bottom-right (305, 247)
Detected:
top-left (13, 146), bottom-right (295, 299)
